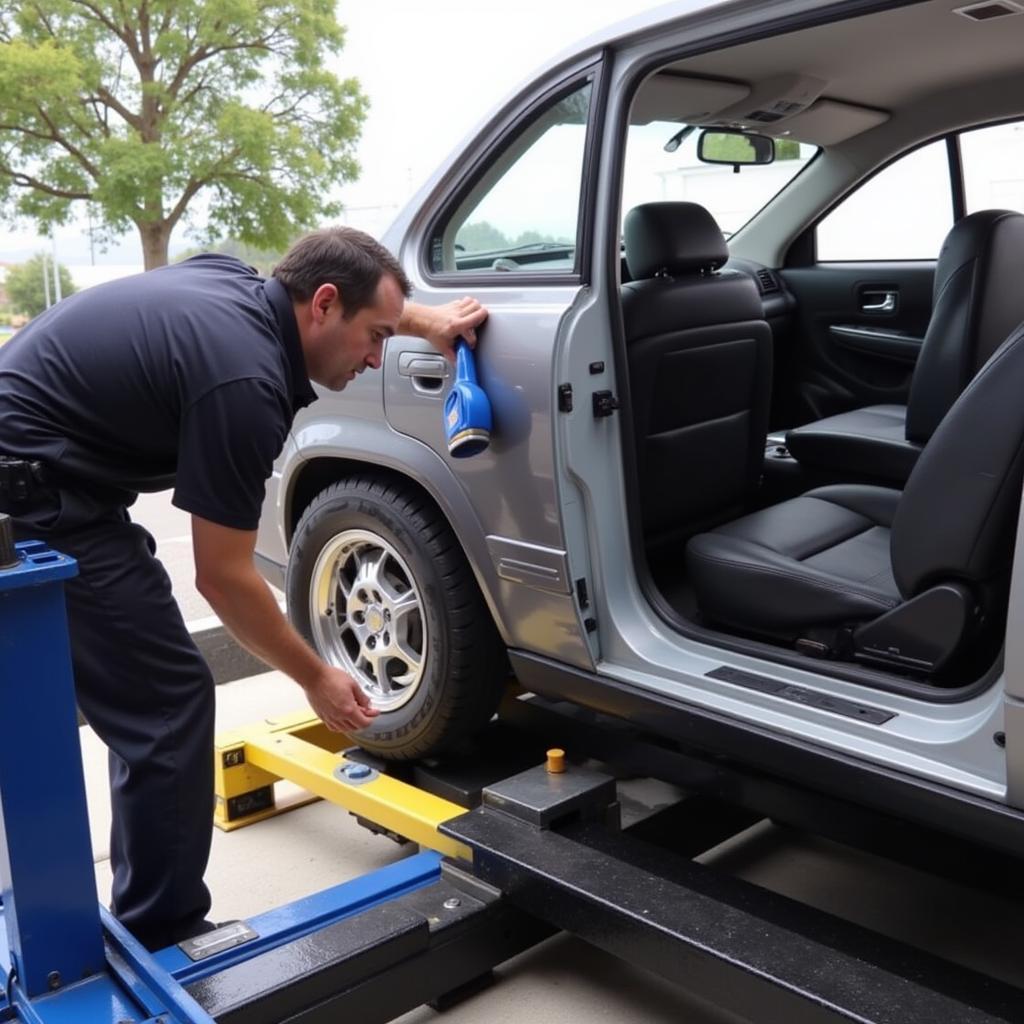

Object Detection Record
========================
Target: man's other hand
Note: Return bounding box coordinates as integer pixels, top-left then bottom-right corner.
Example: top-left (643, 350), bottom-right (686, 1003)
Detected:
top-left (304, 665), bottom-right (380, 732)
top-left (399, 296), bottom-right (488, 363)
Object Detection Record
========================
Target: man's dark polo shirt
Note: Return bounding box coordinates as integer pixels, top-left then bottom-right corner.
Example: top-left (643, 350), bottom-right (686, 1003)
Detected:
top-left (0, 254), bottom-right (317, 530)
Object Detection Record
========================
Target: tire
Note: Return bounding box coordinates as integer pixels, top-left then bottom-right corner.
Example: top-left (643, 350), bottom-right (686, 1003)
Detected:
top-left (286, 474), bottom-right (507, 760)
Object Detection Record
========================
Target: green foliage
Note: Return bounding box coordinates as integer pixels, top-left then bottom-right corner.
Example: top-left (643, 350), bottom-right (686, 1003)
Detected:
top-left (0, 1), bottom-right (367, 267)
top-left (176, 236), bottom-right (287, 275)
top-left (5, 254), bottom-right (77, 317)
top-left (775, 139), bottom-right (801, 160)
top-left (456, 221), bottom-right (572, 253)
top-left (456, 221), bottom-right (509, 253)
top-left (701, 132), bottom-right (762, 163)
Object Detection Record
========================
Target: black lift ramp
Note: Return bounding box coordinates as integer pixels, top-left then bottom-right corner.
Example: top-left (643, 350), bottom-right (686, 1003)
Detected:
top-left (441, 759), bottom-right (1024, 1024)
top-left (184, 863), bottom-right (551, 1024)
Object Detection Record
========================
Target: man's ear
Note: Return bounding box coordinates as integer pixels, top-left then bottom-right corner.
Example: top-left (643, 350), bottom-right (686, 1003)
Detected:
top-left (310, 283), bottom-right (341, 323)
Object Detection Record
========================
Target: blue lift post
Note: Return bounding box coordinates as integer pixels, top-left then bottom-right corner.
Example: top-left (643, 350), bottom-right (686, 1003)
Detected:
top-left (0, 526), bottom-right (218, 1024)
top-left (0, 536), bottom-right (106, 999)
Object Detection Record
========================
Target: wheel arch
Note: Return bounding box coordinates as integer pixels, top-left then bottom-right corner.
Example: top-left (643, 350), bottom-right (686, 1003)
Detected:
top-left (283, 449), bottom-right (512, 643)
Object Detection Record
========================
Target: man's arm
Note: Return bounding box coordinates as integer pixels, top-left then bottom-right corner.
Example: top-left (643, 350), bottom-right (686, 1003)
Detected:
top-left (398, 296), bottom-right (488, 362)
top-left (192, 514), bottom-right (378, 732)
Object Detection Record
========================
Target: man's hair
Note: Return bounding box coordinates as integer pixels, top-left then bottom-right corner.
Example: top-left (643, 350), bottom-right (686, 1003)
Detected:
top-left (273, 226), bottom-right (412, 318)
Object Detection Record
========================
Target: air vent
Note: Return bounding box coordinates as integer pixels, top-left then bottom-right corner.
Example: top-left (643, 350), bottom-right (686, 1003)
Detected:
top-left (756, 269), bottom-right (780, 295)
top-left (954, 0), bottom-right (1023, 20)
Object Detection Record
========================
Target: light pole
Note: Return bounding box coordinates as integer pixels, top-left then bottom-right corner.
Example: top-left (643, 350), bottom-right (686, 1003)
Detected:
top-left (51, 233), bottom-right (62, 303)
top-left (41, 251), bottom-right (51, 310)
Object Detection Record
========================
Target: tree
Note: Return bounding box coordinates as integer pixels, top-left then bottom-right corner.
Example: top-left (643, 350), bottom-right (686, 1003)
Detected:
top-left (456, 221), bottom-right (511, 253)
top-left (456, 221), bottom-right (574, 253)
top-left (177, 236), bottom-right (286, 275)
top-left (0, 2), bottom-right (367, 269)
top-left (5, 254), bottom-right (76, 317)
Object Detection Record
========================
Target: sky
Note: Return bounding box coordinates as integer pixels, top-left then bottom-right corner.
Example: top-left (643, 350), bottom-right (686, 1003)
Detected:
top-left (0, 0), bottom-right (672, 276)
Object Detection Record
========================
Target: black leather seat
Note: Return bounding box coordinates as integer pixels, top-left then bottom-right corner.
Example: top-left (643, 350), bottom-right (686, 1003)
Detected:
top-left (621, 202), bottom-right (772, 544)
top-left (687, 320), bottom-right (1024, 673)
top-left (786, 209), bottom-right (1024, 487)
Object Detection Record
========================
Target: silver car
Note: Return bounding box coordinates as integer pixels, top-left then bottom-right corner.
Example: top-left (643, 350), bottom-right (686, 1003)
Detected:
top-left (257, 0), bottom-right (1024, 854)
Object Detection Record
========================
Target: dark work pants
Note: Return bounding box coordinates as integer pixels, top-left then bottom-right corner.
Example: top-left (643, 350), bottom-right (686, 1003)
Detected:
top-left (12, 497), bottom-right (214, 951)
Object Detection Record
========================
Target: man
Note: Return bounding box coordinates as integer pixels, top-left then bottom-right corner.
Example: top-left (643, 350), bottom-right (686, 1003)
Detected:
top-left (0, 226), bottom-right (486, 951)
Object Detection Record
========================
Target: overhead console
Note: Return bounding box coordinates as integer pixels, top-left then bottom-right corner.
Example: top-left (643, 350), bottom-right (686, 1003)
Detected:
top-left (632, 71), bottom-right (889, 146)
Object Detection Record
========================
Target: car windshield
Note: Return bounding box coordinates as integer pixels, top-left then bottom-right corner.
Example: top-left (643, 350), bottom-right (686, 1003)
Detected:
top-left (621, 122), bottom-right (819, 238)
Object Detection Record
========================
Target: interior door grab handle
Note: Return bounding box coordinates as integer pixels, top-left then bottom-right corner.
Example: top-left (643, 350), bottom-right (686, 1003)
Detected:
top-left (861, 291), bottom-right (897, 313)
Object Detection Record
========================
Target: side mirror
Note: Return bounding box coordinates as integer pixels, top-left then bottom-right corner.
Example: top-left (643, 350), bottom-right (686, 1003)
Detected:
top-left (697, 129), bottom-right (775, 166)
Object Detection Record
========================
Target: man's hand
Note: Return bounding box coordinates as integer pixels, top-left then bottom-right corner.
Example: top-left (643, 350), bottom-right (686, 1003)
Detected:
top-left (398, 297), bottom-right (488, 363)
top-left (303, 665), bottom-right (379, 733)
top-left (192, 515), bottom-right (380, 734)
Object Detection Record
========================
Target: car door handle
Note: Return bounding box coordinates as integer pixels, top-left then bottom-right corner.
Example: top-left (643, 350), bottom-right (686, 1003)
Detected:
top-left (860, 290), bottom-right (897, 313)
top-left (398, 353), bottom-right (449, 378)
top-left (398, 352), bottom-right (449, 395)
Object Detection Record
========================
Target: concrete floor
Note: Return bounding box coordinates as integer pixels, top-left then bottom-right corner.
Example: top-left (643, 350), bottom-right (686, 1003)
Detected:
top-left (72, 492), bottom-right (1024, 1021)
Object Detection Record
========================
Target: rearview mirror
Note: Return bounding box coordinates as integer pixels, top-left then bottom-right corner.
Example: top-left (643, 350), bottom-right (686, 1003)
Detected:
top-left (697, 129), bottom-right (775, 166)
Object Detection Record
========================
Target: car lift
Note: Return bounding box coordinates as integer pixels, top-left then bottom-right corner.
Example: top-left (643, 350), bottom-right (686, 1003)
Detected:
top-left (4, 528), bottom-right (1024, 1024)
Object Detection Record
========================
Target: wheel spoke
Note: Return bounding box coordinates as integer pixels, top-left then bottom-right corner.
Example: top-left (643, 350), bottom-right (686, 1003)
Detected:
top-left (336, 560), bottom-right (354, 601)
top-left (390, 665), bottom-right (416, 689)
top-left (360, 549), bottom-right (387, 592)
top-left (395, 637), bottom-right (423, 675)
top-left (366, 652), bottom-right (392, 693)
top-left (389, 589), bottom-right (420, 627)
top-left (376, 570), bottom-right (403, 603)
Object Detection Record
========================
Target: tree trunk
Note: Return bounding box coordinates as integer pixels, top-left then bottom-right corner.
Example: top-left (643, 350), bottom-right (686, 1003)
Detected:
top-left (138, 221), bottom-right (172, 270)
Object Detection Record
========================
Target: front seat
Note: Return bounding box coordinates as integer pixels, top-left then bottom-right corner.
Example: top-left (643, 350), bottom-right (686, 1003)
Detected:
top-left (785, 209), bottom-right (1024, 487)
top-left (621, 202), bottom-right (773, 544)
top-left (687, 319), bottom-right (1024, 674)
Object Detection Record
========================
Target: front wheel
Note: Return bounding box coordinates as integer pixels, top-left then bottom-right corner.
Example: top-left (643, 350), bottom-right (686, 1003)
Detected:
top-left (286, 475), bottom-right (507, 759)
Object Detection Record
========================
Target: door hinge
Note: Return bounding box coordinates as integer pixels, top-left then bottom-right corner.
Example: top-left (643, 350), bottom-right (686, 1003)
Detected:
top-left (592, 390), bottom-right (619, 418)
top-left (575, 577), bottom-right (590, 609)
top-left (558, 383), bottom-right (574, 412)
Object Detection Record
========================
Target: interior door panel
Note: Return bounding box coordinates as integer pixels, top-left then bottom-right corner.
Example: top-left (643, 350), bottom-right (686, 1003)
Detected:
top-left (780, 262), bottom-right (936, 425)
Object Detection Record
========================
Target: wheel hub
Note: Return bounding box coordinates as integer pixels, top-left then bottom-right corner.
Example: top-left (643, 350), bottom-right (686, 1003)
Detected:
top-left (365, 606), bottom-right (385, 634)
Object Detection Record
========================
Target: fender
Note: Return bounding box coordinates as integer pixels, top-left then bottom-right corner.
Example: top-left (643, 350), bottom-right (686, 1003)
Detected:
top-left (276, 414), bottom-right (596, 673)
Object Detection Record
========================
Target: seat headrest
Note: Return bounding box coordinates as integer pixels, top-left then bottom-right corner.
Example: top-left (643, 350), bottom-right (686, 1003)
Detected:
top-left (934, 209), bottom-right (1024, 303)
top-left (624, 202), bottom-right (728, 280)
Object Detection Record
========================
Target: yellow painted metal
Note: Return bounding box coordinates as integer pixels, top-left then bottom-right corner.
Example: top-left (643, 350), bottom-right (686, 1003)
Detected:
top-left (213, 737), bottom-right (282, 831)
top-left (213, 710), bottom-right (472, 860)
top-left (245, 730), bottom-right (472, 861)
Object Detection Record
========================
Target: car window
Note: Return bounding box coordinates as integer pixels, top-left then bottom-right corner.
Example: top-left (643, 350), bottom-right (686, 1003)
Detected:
top-left (960, 120), bottom-right (1024, 215)
top-left (816, 140), bottom-right (954, 261)
top-left (429, 81), bottom-right (593, 274)
top-left (621, 122), bottom-right (817, 239)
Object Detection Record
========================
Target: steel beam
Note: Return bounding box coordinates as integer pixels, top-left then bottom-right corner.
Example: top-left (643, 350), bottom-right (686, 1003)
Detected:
top-left (214, 712), bottom-right (472, 859)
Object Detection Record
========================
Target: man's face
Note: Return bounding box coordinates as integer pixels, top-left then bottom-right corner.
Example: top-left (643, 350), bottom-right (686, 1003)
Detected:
top-left (304, 274), bottom-right (405, 391)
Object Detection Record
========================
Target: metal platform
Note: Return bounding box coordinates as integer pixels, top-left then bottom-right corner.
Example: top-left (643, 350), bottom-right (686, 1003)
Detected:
top-left (203, 694), bottom-right (1024, 1024)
